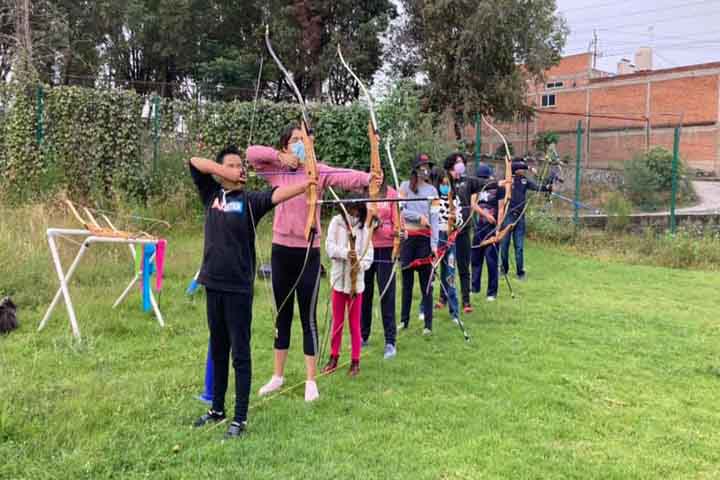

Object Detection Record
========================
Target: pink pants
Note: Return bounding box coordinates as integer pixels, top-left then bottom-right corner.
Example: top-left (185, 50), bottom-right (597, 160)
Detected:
top-left (330, 290), bottom-right (363, 362)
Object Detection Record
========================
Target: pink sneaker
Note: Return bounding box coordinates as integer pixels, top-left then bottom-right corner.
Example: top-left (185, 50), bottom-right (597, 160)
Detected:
top-left (305, 380), bottom-right (319, 402)
top-left (258, 375), bottom-right (284, 396)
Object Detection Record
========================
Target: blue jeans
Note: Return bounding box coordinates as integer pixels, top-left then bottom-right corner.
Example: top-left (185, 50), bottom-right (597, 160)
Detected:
top-left (471, 223), bottom-right (499, 297)
top-left (500, 212), bottom-right (525, 276)
top-left (437, 231), bottom-right (459, 318)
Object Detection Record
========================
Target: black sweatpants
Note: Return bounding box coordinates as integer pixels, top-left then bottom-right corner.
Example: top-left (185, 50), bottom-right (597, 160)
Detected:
top-left (206, 289), bottom-right (252, 423)
top-left (455, 228), bottom-right (472, 306)
top-left (400, 235), bottom-right (433, 330)
top-left (271, 244), bottom-right (321, 356)
top-left (471, 224), bottom-right (499, 297)
top-left (360, 246), bottom-right (397, 346)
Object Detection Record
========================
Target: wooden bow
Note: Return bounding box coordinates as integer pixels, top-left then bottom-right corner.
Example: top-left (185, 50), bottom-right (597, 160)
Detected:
top-left (266, 27), bottom-right (357, 299)
top-left (476, 115), bottom-right (514, 248)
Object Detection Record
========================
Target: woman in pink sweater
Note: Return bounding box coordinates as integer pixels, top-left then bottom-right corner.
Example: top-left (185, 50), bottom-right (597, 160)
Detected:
top-left (247, 124), bottom-right (378, 402)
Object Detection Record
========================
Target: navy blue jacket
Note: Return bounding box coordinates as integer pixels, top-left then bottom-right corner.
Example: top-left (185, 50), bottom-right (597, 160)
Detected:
top-left (508, 176), bottom-right (549, 216)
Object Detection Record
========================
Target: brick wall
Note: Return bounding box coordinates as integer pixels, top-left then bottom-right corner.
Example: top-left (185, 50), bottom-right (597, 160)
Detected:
top-left (455, 58), bottom-right (720, 174)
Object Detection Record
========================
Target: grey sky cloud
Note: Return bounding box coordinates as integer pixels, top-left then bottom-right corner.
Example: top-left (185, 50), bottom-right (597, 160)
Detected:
top-left (557, 0), bottom-right (720, 72)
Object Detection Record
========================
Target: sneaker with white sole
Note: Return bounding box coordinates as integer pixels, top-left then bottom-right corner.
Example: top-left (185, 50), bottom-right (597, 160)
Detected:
top-left (452, 317), bottom-right (460, 325)
top-left (422, 328), bottom-right (432, 336)
top-left (258, 375), bottom-right (284, 396)
top-left (383, 344), bottom-right (397, 359)
top-left (486, 296), bottom-right (496, 302)
top-left (305, 380), bottom-right (319, 402)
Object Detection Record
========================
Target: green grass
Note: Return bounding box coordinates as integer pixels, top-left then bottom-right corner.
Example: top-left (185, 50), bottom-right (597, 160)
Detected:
top-left (1, 214), bottom-right (719, 479)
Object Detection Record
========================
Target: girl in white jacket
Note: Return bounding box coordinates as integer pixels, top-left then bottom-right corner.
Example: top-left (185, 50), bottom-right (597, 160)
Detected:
top-left (323, 197), bottom-right (374, 376)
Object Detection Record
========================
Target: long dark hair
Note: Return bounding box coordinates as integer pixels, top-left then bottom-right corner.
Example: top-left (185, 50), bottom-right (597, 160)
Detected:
top-left (365, 165), bottom-right (387, 197)
top-left (340, 193), bottom-right (367, 229)
top-left (278, 123), bottom-right (300, 150)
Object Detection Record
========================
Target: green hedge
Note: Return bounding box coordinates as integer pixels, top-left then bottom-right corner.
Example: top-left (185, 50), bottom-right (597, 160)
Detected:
top-left (0, 81), bottom-right (453, 205)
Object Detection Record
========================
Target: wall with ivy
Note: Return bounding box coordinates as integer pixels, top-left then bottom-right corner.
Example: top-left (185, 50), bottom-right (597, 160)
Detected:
top-left (0, 81), bottom-right (453, 205)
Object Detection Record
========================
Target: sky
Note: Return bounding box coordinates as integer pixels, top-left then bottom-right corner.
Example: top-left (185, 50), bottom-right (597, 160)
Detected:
top-left (557, 0), bottom-right (720, 72)
top-left (371, 0), bottom-right (719, 97)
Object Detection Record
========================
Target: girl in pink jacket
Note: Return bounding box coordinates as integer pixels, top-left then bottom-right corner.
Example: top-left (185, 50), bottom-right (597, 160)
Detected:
top-left (248, 124), bottom-right (379, 401)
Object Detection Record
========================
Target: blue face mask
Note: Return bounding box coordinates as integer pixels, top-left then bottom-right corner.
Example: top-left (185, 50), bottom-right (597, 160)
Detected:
top-left (291, 141), bottom-right (306, 162)
top-left (439, 184), bottom-right (450, 196)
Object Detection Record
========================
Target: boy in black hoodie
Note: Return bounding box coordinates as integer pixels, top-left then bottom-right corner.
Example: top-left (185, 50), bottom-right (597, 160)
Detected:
top-left (189, 146), bottom-right (312, 438)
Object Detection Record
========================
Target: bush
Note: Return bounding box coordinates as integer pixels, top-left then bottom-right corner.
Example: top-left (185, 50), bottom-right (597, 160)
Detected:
top-left (624, 147), bottom-right (696, 210)
top-left (604, 192), bottom-right (632, 232)
top-left (0, 80), bottom-right (450, 206)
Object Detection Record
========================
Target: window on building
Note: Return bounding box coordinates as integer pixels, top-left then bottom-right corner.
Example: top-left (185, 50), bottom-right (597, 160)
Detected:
top-left (541, 94), bottom-right (556, 107)
top-left (546, 81), bottom-right (564, 89)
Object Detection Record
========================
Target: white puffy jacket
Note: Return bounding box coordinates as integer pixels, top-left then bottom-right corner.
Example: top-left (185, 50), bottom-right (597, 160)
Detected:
top-left (325, 215), bottom-right (374, 295)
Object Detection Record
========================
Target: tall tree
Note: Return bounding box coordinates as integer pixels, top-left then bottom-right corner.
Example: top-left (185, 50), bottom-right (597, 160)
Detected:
top-left (398, 0), bottom-right (568, 136)
top-left (264, 0), bottom-right (396, 104)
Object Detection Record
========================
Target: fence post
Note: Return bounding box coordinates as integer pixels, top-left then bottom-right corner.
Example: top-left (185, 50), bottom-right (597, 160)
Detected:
top-left (36, 85), bottom-right (44, 146)
top-left (474, 112), bottom-right (481, 175)
top-left (670, 126), bottom-right (680, 234)
top-left (152, 94), bottom-right (161, 171)
top-left (574, 120), bottom-right (584, 226)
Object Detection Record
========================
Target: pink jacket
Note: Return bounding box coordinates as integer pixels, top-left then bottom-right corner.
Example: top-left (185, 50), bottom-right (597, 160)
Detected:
top-left (247, 145), bottom-right (371, 248)
top-left (371, 187), bottom-right (399, 249)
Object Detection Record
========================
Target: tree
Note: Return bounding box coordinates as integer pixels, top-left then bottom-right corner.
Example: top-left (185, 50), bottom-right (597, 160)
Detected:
top-left (263, 0), bottom-right (396, 104)
top-left (397, 0), bottom-right (568, 138)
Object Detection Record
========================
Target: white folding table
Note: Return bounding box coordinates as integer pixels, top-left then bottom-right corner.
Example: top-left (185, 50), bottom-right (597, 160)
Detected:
top-left (39, 228), bottom-right (165, 340)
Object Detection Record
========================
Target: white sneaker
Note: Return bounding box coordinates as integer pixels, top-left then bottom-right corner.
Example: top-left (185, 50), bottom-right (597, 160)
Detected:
top-left (452, 317), bottom-right (460, 325)
top-left (422, 328), bottom-right (432, 336)
top-left (258, 375), bottom-right (284, 396)
top-left (383, 344), bottom-right (397, 359)
top-left (486, 296), bottom-right (496, 302)
top-left (305, 380), bottom-right (319, 402)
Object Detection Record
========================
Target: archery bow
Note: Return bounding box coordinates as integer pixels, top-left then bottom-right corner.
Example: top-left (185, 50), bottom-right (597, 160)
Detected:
top-left (265, 26), bottom-right (358, 306)
top-left (476, 115), bottom-right (514, 248)
top-left (377, 137), bottom-right (404, 303)
top-left (337, 45), bottom-right (379, 292)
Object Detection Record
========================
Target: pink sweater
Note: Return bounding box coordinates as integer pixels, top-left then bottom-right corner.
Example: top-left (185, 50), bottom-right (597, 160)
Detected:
top-left (247, 145), bottom-right (371, 248)
top-left (371, 187), bottom-right (399, 249)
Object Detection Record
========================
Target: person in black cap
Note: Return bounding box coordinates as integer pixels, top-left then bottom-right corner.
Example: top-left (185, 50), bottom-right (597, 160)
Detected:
top-left (443, 153), bottom-right (488, 313)
top-left (471, 163), bottom-right (504, 301)
top-left (399, 153), bottom-right (439, 335)
top-left (500, 158), bottom-right (551, 280)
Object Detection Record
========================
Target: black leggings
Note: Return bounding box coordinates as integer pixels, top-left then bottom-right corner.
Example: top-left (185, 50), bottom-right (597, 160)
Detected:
top-left (360, 247), bottom-right (397, 346)
top-left (206, 289), bottom-right (252, 423)
top-left (455, 229), bottom-right (472, 306)
top-left (400, 235), bottom-right (433, 330)
top-left (272, 244), bottom-right (321, 356)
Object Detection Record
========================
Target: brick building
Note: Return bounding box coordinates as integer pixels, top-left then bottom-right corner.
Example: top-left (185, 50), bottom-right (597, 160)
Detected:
top-left (463, 52), bottom-right (720, 175)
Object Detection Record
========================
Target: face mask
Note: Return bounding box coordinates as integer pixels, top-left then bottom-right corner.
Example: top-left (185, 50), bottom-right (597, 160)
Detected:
top-left (291, 141), bottom-right (306, 162)
top-left (454, 162), bottom-right (466, 176)
top-left (439, 184), bottom-right (450, 196)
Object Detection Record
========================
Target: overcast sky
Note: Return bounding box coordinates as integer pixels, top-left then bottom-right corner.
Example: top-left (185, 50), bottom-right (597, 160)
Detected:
top-left (371, 0), bottom-right (719, 97)
top-left (557, 0), bottom-right (720, 72)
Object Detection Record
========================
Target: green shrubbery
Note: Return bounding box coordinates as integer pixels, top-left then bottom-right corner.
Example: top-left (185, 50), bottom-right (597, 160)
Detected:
top-left (0, 80), bottom-right (455, 207)
top-left (526, 209), bottom-right (720, 271)
top-left (623, 147), bottom-right (696, 210)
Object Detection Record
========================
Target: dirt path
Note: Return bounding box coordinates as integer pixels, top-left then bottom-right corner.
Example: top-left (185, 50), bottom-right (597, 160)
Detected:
top-left (675, 181), bottom-right (720, 214)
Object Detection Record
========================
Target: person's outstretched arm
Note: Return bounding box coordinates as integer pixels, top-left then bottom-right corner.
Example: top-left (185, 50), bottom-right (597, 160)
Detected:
top-left (272, 179), bottom-right (314, 205)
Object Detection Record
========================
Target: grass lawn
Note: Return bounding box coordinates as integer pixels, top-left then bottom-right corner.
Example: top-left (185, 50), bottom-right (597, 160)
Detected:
top-left (1, 221), bottom-right (719, 479)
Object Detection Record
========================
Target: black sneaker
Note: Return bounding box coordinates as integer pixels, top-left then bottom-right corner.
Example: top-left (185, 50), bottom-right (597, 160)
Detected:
top-left (193, 409), bottom-right (225, 427)
top-left (225, 420), bottom-right (247, 439)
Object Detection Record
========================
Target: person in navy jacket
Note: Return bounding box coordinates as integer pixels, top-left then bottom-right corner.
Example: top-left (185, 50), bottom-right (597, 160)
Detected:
top-left (500, 158), bottom-right (551, 280)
